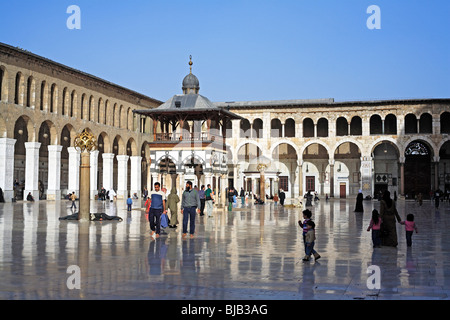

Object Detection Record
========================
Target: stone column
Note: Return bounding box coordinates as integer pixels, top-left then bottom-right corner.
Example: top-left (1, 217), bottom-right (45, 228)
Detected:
top-left (297, 161), bottom-right (303, 198)
top-left (67, 147), bottom-right (80, 195)
top-left (79, 151), bottom-right (91, 221)
top-left (90, 150), bottom-right (99, 199)
top-left (433, 156), bottom-right (440, 191)
top-left (102, 153), bottom-right (114, 191)
top-left (47, 145), bottom-right (63, 200)
top-left (399, 156), bottom-right (405, 196)
top-left (0, 138), bottom-right (16, 202)
top-left (130, 156), bottom-right (142, 199)
top-left (24, 142), bottom-right (41, 201)
top-left (116, 155), bottom-right (129, 199)
top-left (360, 156), bottom-right (373, 198)
top-left (329, 159), bottom-right (335, 198)
top-left (221, 174), bottom-right (227, 208)
top-left (259, 168), bottom-right (266, 201)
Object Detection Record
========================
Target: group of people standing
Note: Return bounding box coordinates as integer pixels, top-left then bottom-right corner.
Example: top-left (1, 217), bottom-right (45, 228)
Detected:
top-left (144, 182), bottom-right (215, 240)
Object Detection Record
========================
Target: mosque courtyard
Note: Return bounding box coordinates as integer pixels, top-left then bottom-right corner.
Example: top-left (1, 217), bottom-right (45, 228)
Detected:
top-left (0, 196), bottom-right (449, 301)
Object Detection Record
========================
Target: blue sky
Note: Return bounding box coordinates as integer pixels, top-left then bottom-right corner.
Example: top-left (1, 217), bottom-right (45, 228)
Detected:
top-left (1, 0), bottom-right (449, 102)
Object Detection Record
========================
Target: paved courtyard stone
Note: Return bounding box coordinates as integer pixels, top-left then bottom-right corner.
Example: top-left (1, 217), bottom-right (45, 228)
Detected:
top-left (0, 197), bottom-right (450, 300)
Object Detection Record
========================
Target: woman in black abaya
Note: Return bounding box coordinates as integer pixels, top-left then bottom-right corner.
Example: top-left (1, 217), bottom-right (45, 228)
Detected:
top-left (379, 190), bottom-right (401, 247)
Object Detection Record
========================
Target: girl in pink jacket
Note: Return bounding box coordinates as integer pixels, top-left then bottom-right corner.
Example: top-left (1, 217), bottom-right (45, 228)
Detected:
top-left (400, 214), bottom-right (418, 247)
top-left (367, 209), bottom-right (382, 248)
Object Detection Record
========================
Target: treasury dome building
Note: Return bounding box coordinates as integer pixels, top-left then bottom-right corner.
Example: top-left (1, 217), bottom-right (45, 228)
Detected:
top-left (1, 42), bottom-right (450, 203)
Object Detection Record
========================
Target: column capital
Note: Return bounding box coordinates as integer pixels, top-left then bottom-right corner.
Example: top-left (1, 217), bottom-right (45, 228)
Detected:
top-left (47, 145), bottom-right (63, 153)
top-left (102, 153), bottom-right (115, 160)
top-left (25, 141), bottom-right (41, 150)
top-left (116, 154), bottom-right (130, 162)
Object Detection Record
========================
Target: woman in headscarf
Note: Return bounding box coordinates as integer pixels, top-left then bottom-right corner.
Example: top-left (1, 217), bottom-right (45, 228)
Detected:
top-left (167, 187), bottom-right (180, 228)
top-left (379, 190), bottom-right (401, 247)
top-left (354, 190), bottom-right (364, 213)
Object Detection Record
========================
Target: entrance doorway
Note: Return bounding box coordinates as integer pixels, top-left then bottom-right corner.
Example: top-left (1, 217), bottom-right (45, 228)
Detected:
top-left (340, 183), bottom-right (346, 198)
top-left (404, 141), bottom-right (431, 199)
top-left (306, 176), bottom-right (315, 193)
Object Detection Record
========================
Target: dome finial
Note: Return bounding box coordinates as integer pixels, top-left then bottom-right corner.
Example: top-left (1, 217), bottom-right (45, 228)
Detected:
top-left (189, 55), bottom-right (193, 74)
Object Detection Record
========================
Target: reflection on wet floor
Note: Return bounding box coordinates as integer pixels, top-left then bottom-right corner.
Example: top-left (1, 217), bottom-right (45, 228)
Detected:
top-left (0, 198), bottom-right (450, 299)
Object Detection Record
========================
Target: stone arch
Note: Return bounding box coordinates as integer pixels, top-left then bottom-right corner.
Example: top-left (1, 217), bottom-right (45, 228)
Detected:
top-left (402, 136), bottom-right (437, 158)
top-left (40, 80), bottom-right (49, 111)
top-left (317, 118), bottom-right (328, 137)
top-left (0, 65), bottom-right (9, 102)
top-left (13, 115), bottom-right (36, 143)
top-left (350, 116), bottom-right (362, 135)
top-left (98, 132), bottom-right (111, 154)
top-left (235, 140), bottom-right (265, 162)
top-left (126, 137), bottom-right (138, 156)
top-left (127, 107), bottom-right (133, 130)
top-left (80, 93), bottom-right (88, 120)
top-left (26, 76), bottom-right (36, 108)
top-left (105, 100), bottom-right (111, 126)
top-left (98, 98), bottom-right (104, 124)
top-left (299, 140), bottom-right (332, 158)
top-left (303, 118), bottom-right (314, 137)
top-left (336, 117), bottom-right (349, 136)
top-left (113, 135), bottom-right (125, 155)
top-left (14, 72), bottom-right (25, 105)
top-left (38, 120), bottom-right (58, 146)
top-left (70, 90), bottom-right (77, 117)
top-left (182, 154), bottom-right (206, 167)
top-left (270, 140), bottom-right (301, 161)
top-left (440, 111), bottom-right (450, 134)
top-left (50, 83), bottom-right (58, 114)
top-left (89, 95), bottom-right (95, 122)
top-left (119, 105), bottom-right (124, 129)
top-left (62, 87), bottom-right (69, 116)
top-left (331, 138), bottom-right (365, 157)
top-left (156, 154), bottom-right (178, 167)
top-left (370, 137), bottom-right (401, 156)
top-left (113, 103), bottom-right (119, 127)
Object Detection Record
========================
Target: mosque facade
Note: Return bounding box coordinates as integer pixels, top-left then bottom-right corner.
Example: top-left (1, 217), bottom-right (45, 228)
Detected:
top-left (1, 42), bottom-right (450, 203)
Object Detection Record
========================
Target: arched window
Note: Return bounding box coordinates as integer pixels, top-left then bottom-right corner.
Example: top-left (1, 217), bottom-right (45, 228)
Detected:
top-left (419, 113), bottom-right (432, 134)
top-left (384, 114), bottom-right (397, 135)
top-left (26, 76), bottom-right (34, 107)
top-left (50, 84), bottom-right (57, 113)
top-left (271, 119), bottom-right (282, 138)
top-left (370, 115), bottom-right (382, 135)
top-left (303, 118), bottom-right (314, 137)
top-left (253, 118), bottom-right (263, 138)
top-left (336, 117), bottom-right (348, 136)
top-left (40, 81), bottom-right (48, 111)
top-left (317, 118), bottom-right (328, 137)
top-left (350, 116), bottom-right (362, 135)
top-left (15, 72), bottom-right (23, 105)
top-left (0, 67), bottom-right (4, 101)
top-left (404, 114), bottom-right (417, 134)
top-left (240, 119), bottom-right (250, 138)
top-left (285, 118), bottom-right (295, 137)
top-left (441, 112), bottom-right (450, 134)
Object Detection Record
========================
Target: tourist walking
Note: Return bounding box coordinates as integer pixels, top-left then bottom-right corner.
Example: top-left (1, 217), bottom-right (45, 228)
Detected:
top-left (302, 220), bottom-right (320, 262)
top-left (205, 184), bottom-right (214, 217)
top-left (148, 182), bottom-right (167, 239)
top-left (367, 209), bottom-right (382, 248)
top-left (199, 185), bottom-right (206, 216)
top-left (298, 209), bottom-right (312, 246)
top-left (240, 188), bottom-right (245, 206)
top-left (181, 181), bottom-right (200, 239)
top-left (380, 191), bottom-right (401, 247)
top-left (126, 196), bottom-right (133, 212)
top-left (417, 192), bottom-right (423, 206)
top-left (70, 192), bottom-right (77, 210)
top-left (400, 214), bottom-right (418, 247)
top-left (167, 187), bottom-right (180, 228)
top-left (305, 191), bottom-right (313, 207)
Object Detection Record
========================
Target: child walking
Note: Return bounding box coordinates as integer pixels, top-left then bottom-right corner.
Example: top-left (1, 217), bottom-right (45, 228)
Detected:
top-left (400, 214), bottom-right (418, 247)
top-left (302, 220), bottom-right (320, 261)
top-left (298, 209), bottom-right (312, 245)
top-left (367, 209), bottom-right (382, 248)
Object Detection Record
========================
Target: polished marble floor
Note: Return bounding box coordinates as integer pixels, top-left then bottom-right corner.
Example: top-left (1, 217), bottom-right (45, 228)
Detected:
top-left (1, 196), bottom-right (450, 300)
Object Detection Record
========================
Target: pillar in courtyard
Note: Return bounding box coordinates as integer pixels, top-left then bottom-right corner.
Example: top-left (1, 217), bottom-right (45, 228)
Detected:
top-left (329, 159), bottom-right (335, 198)
top-left (116, 155), bottom-right (129, 199)
top-left (258, 163), bottom-right (267, 201)
top-left (68, 146), bottom-right (80, 196)
top-left (24, 142), bottom-right (41, 201)
top-left (360, 156), bottom-right (373, 198)
top-left (130, 156), bottom-right (142, 199)
top-left (102, 153), bottom-right (114, 191)
top-left (47, 145), bottom-right (63, 200)
top-left (433, 156), bottom-right (439, 191)
top-left (90, 150), bottom-right (99, 199)
top-left (0, 138), bottom-right (16, 202)
top-left (74, 129), bottom-right (97, 221)
top-left (399, 156), bottom-right (405, 197)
